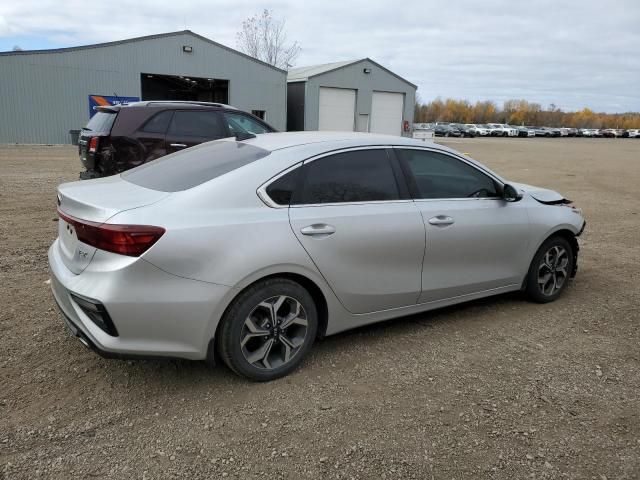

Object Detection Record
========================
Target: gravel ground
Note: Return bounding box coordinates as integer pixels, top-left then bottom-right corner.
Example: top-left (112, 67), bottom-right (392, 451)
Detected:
top-left (1, 138), bottom-right (639, 479)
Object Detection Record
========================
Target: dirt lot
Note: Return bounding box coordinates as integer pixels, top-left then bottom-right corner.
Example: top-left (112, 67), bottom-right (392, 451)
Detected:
top-left (1, 138), bottom-right (639, 479)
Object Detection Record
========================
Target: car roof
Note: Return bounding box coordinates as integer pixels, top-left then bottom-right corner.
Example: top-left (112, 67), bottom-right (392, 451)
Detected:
top-left (100, 100), bottom-right (238, 111)
top-left (219, 131), bottom-right (465, 155)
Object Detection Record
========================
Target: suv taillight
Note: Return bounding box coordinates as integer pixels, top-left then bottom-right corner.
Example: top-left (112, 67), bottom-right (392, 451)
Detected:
top-left (88, 137), bottom-right (99, 153)
top-left (58, 210), bottom-right (165, 257)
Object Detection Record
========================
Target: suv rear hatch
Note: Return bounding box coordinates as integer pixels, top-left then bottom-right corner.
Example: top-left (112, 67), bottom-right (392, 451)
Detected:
top-left (56, 175), bottom-right (169, 274)
top-left (79, 107), bottom-right (118, 172)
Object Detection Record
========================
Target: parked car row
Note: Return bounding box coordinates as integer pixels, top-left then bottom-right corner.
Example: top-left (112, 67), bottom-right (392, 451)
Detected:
top-left (415, 123), bottom-right (640, 139)
top-left (582, 128), bottom-right (640, 138)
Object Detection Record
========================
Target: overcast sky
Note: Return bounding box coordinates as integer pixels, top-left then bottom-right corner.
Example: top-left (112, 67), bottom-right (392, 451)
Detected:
top-left (1, 0), bottom-right (638, 113)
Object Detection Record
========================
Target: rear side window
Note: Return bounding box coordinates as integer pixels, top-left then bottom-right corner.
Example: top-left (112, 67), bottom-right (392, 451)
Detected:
top-left (265, 168), bottom-right (301, 205)
top-left (85, 111), bottom-right (116, 133)
top-left (299, 150), bottom-right (400, 204)
top-left (141, 111), bottom-right (173, 133)
top-left (397, 149), bottom-right (499, 199)
top-left (122, 141), bottom-right (270, 192)
top-left (168, 111), bottom-right (226, 138)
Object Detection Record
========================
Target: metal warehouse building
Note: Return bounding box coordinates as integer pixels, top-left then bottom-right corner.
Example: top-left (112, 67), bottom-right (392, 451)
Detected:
top-left (0, 31), bottom-right (287, 144)
top-left (287, 59), bottom-right (416, 137)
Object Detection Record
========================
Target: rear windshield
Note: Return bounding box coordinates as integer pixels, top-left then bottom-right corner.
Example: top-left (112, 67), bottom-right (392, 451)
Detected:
top-left (122, 141), bottom-right (270, 192)
top-left (84, 111), bottom-right (116, 132)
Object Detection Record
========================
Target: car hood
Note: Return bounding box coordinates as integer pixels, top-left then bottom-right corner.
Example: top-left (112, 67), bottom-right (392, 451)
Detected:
top-left (510, 182), bottom-right (566, 202)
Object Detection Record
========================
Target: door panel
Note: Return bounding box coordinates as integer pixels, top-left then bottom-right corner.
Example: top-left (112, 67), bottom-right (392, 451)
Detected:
top-left (289, 202), bottom-right (425, 313)
top-left (318, 87), bottom-right (356, 131)
top-left (416, 198), bottom-right (530, 302)
top-left (394, 147), bottom-right (531, 302)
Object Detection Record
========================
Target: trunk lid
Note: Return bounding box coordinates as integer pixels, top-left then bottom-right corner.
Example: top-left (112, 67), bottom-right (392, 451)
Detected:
top-left (56, 176), bottom-right (170, 274)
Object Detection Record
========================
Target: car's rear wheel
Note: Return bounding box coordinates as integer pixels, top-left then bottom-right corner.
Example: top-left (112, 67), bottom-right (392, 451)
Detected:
top-left (217, 278), bottom-right (317, 381)
top-left (525, 236), bottom-right (574, 303)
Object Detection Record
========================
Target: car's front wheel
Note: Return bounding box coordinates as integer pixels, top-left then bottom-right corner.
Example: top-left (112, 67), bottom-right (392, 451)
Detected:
top-left (525, 236), bottom-right (575, 303)
top-left (217, 278), bottom-right (317, 381)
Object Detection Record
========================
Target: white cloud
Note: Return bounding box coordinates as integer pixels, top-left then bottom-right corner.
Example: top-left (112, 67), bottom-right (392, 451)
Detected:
top-left (1, 0), bottom-right (639, 112)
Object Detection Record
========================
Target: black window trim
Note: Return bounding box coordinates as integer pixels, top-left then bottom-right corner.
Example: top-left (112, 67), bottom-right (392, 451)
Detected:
top-left (392, 146), bottom-right (506, 201)
top-left (257, 146), bottom-right (412, 208)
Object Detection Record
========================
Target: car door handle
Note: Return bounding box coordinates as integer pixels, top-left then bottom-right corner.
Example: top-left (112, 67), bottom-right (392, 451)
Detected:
top-left (169, 143), bottom-right (187, 148)
top-left (428, 215), bottom-right (455, 226)
top-left (300, 224), bottom-right (336, 236)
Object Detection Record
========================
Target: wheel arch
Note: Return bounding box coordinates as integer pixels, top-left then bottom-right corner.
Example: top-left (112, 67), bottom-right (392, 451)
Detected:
top-left (207, 270), bottom-right (330, 366)
top-left (551, 229), bottom-right (579, 278)
top-left (522, 227), bottom-right (579, 291)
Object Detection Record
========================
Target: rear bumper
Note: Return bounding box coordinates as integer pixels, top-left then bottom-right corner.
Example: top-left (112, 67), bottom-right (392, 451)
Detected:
top-left (48, 240), bottom-right (231, 360)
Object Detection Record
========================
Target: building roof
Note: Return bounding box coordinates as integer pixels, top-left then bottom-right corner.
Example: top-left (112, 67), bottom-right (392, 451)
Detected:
top-left (287, 60), bottom-right (360, 82)
top-left (287, 58), bottom-right (417, 89)
top-left (0, 30), bottom-right (286, 73)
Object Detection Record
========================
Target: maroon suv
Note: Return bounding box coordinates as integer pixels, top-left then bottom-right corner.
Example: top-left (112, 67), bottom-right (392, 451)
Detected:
top-left (79, 101), bottom-right (276, 178)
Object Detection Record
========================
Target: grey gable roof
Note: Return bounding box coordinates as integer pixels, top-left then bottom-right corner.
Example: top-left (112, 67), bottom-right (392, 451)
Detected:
top-left (0, 30), bottom-right (286, 73)
top-left (287, 57), bottom-right (417, 89)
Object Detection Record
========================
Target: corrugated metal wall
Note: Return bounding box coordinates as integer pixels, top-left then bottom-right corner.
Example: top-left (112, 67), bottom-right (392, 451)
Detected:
top-left (0, 32), bottom-right (287, 144)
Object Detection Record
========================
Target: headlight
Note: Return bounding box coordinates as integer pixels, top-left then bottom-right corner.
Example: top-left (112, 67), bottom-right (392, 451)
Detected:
top-left (563, 203), bottom-right (583, 215)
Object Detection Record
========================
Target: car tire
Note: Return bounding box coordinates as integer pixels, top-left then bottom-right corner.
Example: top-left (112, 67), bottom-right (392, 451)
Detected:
top-left (525, 236), bottom-right (575, 303)
top-left (217, 278), bottom-right (318, 381)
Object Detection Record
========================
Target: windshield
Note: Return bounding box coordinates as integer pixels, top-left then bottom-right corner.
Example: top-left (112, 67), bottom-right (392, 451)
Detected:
top-left (122, 141), bottom-right (270, 192)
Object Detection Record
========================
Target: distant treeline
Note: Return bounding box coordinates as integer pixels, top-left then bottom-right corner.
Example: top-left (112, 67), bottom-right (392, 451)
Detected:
top-left (414, 98), bottom-right (640, 129)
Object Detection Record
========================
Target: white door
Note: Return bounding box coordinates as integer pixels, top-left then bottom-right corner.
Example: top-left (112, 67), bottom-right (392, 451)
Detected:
top-left (370, 91), bottom-right (404, 136)
top-left (318, 87), bottom-right (356, 131)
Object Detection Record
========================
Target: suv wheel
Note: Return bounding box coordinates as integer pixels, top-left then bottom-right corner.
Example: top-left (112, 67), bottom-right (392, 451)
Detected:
top-left (525, 236), bottom-right (574, 303)
top-left (217, 278), bottom-right (317, 381)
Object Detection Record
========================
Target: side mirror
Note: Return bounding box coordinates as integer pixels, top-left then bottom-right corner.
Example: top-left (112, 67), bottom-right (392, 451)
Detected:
top-left (502, 183), bottom-right (523, 202)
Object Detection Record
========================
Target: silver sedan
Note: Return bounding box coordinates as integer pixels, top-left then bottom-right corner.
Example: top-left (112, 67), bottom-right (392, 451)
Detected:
top-left (49, 132), bottom-right (586, 381)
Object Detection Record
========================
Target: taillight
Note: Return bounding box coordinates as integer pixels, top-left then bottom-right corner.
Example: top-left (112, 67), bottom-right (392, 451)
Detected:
top-left (88, 136), bottom-right (99, 153)
top-left (58, 210), bottom-right (165, 257)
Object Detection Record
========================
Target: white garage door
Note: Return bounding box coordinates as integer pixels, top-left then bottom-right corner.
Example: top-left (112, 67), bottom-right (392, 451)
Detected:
top-left (318, 87), bottom-right (356, 131)
top-left (370, 92), bottom-right (404, 136)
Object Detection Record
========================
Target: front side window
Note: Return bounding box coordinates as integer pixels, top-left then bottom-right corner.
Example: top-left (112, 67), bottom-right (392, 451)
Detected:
top-left (225, 112), bottom-right (271, 135)
top-left (299, 149), bottom-right (400, 205)
top-left (397, 149), bottom-right (499, 199)
top-left (168, 111), bottom-right (225, 138)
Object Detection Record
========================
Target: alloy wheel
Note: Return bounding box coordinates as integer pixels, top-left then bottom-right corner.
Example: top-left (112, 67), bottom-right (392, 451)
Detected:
top-left (240, 295), bottom-right (308, 370)
top-left (537, 246), bottom-right (569, 296)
